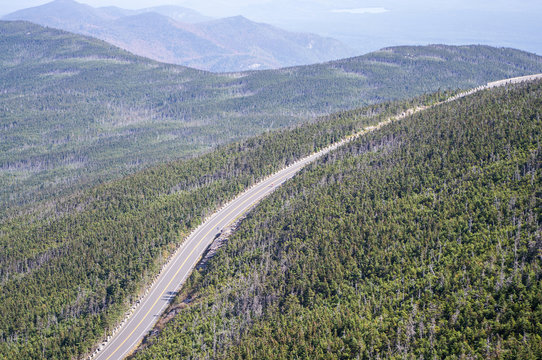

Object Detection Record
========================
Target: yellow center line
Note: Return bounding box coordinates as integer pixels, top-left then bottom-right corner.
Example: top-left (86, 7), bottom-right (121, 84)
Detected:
top-left (105, 166), bottom-right (300, 359)
top-left (106, 132), bottom-right (370, 358)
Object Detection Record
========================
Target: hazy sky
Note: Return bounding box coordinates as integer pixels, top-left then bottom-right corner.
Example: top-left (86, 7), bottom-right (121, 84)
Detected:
top-left (2, 0), bottom-right (541, 55)
top-left (3, 0), bottom-right (542, 17)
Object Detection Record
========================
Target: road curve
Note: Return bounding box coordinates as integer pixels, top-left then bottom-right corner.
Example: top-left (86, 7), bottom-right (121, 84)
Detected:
top-left (92, 140), bottom-right (348, 360)
top-left (91, 73), bottom-right (542, 360)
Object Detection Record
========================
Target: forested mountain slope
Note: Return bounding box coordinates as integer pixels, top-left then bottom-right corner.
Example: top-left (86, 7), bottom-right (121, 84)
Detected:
top-left (132, 80), bottom-right (542, 359)
top-left (0, 89), bottom-right (446, 358)
top-left (3, 20), bottom-right (542, 217)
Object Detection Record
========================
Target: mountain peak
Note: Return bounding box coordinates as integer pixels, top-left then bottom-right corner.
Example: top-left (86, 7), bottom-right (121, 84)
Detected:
top-left (223, 15), bottom-right (252, 23)
top-left (49, 0), bottom-right (82, 5)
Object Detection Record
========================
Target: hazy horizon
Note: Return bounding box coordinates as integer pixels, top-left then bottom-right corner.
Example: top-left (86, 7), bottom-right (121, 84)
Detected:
top-left (2, 0), bottom-right (541, 56)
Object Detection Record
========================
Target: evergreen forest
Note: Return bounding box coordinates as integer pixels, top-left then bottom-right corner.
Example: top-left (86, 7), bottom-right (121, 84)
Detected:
top-left (132, 80), bottom-right (542, 359)
top-left (0, 89), bottom-right (447, 358)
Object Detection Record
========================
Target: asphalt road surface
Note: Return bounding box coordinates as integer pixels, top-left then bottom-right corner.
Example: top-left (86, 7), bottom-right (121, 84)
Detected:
top-left (92, 73), bottom-right (542, 360)
top-left (92, 141), bottom-right (347, 360)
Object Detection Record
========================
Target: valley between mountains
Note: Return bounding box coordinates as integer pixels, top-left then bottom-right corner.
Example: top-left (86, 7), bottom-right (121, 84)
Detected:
top-left (3, 21), bottom-right (542, 219)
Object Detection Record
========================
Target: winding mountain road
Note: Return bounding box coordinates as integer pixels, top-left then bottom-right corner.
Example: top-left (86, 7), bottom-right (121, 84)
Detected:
top-left (91, 139), bottom-right (350, 360)
top-left (91, 73), bottom-right (542, 360)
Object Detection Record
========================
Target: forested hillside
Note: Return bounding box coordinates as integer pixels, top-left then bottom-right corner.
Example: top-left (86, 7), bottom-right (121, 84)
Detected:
top-left (132, 80), bottom-right (542, 359)
top-left (0, 89), bottom-right (448, 358)
top-left (3, 20), bottom-right (542, 216)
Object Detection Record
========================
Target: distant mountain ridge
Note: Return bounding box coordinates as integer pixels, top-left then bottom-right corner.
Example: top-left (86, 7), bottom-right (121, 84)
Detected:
top-left (2, 0), bottom-right (355, 72)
